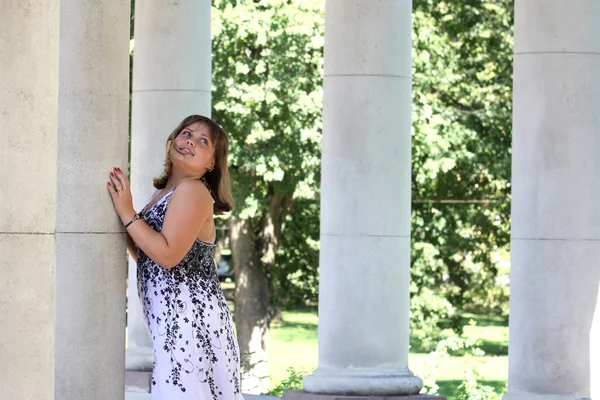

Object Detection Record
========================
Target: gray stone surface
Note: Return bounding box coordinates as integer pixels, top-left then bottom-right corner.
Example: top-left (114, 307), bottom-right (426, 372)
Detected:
top-left (0, 235), bottom-right (56, 400)
top-left (131, 0), bottom-right (211, 92)
top-left (125, 371), bottom-right (152, 393)
top-left (52, 1), bottom-right (130, 399)
top-left (55, 234), bottom-right (127, 399)
top-left (320, 77), bottom-right (412, 237)
top-left (505, 241), bottom-right (600, 400)
top-left (506, 1), bottom-right (600, 399)
top-left (0, 2), bottom-right (59, 399)
top-left (0, 0), bottom-right (59, 235)
top-left (125, 391), bottom-right (281, 400)
top-left (125, 392), bottom-right (151, 400)
top-left (323, 0), bottom-right (411, 77)
top-left (514, 1), bottom-right (600, 54)
top-left (243, 395), bottom-right (281, 400)
top-left (511, 55), bottom-right (600, 241)
top-left (302, 0), bottom-right (421, 396)
top-left (316, 235), bottom-right (411, 365)
top-left (56, 0), bottom-right (131, 235)
top-left (283, 391), bottom-right (445, 400)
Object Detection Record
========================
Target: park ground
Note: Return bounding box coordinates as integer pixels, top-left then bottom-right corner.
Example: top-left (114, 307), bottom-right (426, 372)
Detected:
top-left (125, 283), bottom-right (509, 399)
top-left (268, 309), bottom-right (508, 399)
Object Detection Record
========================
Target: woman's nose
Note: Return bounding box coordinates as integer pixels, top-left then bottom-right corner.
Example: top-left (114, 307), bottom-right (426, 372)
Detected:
top-left (186, 138), bottom-right (195, 147)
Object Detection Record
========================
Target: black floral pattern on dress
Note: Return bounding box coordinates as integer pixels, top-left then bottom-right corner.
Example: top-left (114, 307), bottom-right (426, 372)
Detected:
top-left (136, 188), bottom-right (242, 399)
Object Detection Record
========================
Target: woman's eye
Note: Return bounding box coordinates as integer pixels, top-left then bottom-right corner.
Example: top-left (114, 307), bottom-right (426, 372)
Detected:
top-left (200, 138), bottom-right (208, 145)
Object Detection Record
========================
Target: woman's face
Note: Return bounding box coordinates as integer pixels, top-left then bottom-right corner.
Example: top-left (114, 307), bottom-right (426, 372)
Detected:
top-left (170, 122), bottom-right (215, 177)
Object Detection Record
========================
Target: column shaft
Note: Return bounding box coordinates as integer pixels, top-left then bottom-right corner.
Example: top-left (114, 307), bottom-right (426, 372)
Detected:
top-left (302, 0), bottom-right (421, 396)
top-left (0, 3), bottom-right (60, 398)
top-left (126, 0), bottom-right (212, 372)
top-left (506, 1), bottom-right (600, 399)
top-left (54, 0), bottom-right (130, 399)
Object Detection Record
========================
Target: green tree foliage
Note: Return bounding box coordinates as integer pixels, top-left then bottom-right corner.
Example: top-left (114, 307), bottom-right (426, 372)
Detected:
top-left (410, 0), bottom-right (514, 337)
top-left (272, 198), bottom-right (320, 310)
top-left (266, 0), bottom-right (515, 334)
top-left (211, 0), bottom-right (324, 385)
top-left (209, 0), bottom-right (514, 373)
top-left (213, 0), bottom-right (323, 214)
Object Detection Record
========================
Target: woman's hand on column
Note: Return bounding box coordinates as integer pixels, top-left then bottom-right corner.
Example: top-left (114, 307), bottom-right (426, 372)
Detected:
top-left (107, 167), bottom-right (136, 225)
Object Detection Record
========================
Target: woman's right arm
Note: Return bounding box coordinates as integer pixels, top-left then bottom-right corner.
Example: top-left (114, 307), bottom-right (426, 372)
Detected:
top-left (127, 233), bottom-right (138, 261)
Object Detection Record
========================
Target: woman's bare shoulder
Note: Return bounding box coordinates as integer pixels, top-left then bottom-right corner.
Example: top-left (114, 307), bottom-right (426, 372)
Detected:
top-left (173, 179), bottom-right (213, 208)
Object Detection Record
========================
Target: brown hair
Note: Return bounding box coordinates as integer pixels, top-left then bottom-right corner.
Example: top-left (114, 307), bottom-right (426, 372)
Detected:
top-left (153, 115), bottom-right (234, 214)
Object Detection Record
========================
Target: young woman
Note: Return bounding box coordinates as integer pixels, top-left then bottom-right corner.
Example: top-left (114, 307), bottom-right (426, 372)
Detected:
top-left (108, 115), bottom-right (243, 400)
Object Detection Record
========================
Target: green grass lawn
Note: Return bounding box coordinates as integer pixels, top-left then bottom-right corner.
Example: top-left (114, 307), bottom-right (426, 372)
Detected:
top-left (128, 287), bottom-right (507, 398)
top-left (269, 310), bottom-right (508, 399)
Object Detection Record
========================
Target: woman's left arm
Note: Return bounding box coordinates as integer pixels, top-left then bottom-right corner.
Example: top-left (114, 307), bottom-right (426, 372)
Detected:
top-left (126, 233), bottom-right (137, 260)
top-left (107, 168), bottom-right (211, 269)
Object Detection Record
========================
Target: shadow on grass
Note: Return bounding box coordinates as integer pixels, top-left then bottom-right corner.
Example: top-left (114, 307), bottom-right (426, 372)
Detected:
top-left (459, 313), bottom-right (508, 327)
top-left (432, 313), bottom-right (508, 331)
top-left (410, 336), bottom-right (507, 356)
top-left (477, 340), bottom-right (508, 356)
top-left (437, 379), bottom-right (506, 400)
top-left (272, 320), bottom-right (318, 331)
top-left (410, 313), bottom-right (508, 355)
top-left (271, 318), bottom-right (319, 343)
top-left (409, 335), bottom-right (430, 353)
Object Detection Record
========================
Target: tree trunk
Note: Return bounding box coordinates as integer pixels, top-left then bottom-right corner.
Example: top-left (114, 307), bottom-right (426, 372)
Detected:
top-left (229, 193), bottom-right (294, 393)
top-left (229, 216), bottom-right (270, 393)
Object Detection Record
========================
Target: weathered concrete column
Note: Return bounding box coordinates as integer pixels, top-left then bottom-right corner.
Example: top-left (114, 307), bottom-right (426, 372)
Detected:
top-left (126, 0), bottom-right (212, 376)
top-left (0, 2), bottom-right (60, 399)
top-left (1, 1), bottom-right (130, 399)
top-left (54, 1), bottom-right (130, 399)
top-left (300, 0), bottom-right (422, 396)
top-left (505, 1), bottom-right (600, 399)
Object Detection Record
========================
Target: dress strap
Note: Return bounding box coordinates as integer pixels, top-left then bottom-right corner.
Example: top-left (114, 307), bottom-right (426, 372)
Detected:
top-left (140, 187), bottom-right (176, 216)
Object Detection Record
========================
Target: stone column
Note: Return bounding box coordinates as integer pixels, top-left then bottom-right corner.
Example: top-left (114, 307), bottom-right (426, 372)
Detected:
top-left (299, 0), bottom-right (422, 396)
top-left (126, 0), bottom-right (212, 378)
top-left (591, 289), bottom-right (600, 399)
top-left (1, 1), bottom-right (130, 399)
top-left (505, 1), bottom-right (600, 399)
top-left (0, 1), bottom-right (60, 399)
top-left (54, 1), bottom-right (131, 399)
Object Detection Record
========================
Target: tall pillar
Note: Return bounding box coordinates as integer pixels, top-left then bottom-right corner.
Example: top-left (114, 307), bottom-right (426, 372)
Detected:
top-left (505, 1), bottom-right (600, 399)
top-left (126, 0), bottom-right (212, 377)
top-left (300, 0), bottom-right (422, 396)
top-left (1, 1), bottom-right (130, 399)
top-left (54, 1), bottom-right (130, 399)
top-left (0, 1), bottom-right (60, 399)
top-left (591, 289), bottom-right (600, 399)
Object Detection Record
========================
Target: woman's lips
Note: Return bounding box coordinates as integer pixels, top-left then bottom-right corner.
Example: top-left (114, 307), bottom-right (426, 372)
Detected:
top-left (178, 147), bottom-right (193, 155)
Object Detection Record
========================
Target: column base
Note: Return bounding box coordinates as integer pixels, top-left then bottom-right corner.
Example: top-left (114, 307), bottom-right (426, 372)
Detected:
top-left (302, 367), bottom-right (423, 396)
top-left (503, 390), bottom-right (591, 400)
top-left (126, 346), bottom-right (153, 371)
top-left (283, 390), bottom-right (445, 400)
top-left (125, 370), bottom-right (152, 393)
top-left (125, 346), bottom-right (153, 393)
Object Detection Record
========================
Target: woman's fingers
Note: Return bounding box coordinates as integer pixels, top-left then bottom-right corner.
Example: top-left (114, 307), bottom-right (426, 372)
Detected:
top-left (107, 181), bottom-right (117, 197)
top-left (113, 167), bottom-right (129, 189)
top-left (107, 168), bottom-right (136, 224)
top-left (109, 172), bottom-right (123, 192)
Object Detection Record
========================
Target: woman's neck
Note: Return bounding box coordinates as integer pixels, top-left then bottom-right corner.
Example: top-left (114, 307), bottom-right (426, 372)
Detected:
top-left (165, 170), bottom-right (204, 190)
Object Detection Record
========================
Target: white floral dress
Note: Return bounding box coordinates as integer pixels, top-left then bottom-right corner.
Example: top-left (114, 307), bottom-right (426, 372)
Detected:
top-left (137, 187), bottom-right (243, 400)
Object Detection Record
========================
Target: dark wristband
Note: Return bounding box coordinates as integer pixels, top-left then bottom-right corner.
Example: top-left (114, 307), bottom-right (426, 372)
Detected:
top-left (125, 213), bottom-right (141, 229)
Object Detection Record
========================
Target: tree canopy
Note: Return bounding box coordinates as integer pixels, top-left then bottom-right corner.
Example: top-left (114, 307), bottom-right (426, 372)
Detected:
top-left (209, 0), bottom-right (515, 373)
